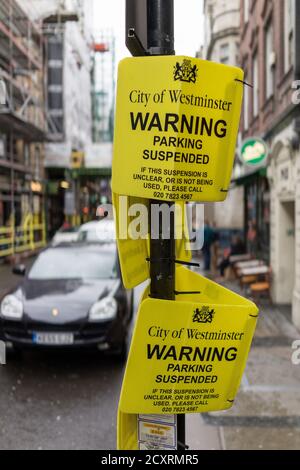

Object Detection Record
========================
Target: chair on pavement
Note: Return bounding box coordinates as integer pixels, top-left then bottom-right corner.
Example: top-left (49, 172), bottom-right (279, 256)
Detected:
top-left (250, 268), bottom-right (272, 304)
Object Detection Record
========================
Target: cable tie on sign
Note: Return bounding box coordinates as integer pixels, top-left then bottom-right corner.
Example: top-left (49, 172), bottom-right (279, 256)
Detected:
top-left (220, 189), bottom-right (229, 193)
top-left (175, 259), bottom-right (200, 268)
top-left (249, 314), bottom-right (259, 318)
top-left (146, 257), bottom-right (200, 268)
top-left (227, 399), bottom-right (235, 403)
top-left (235, 78), bottom-right (253, 88)
top-left (174, 290), bottom-right (201, 296)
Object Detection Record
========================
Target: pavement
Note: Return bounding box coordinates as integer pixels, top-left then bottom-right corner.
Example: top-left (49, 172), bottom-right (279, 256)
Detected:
top-left (0, 258), bottom-right (300, 449)
top-left (186, 270), bottom-right (300, 450)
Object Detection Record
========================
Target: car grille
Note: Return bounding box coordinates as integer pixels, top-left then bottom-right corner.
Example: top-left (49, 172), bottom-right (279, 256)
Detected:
top-left (1, 319), bottom-right (111, 342)
top-left (1, 321), bottom-right (26, 339)
top-left (26, 321), bottom-right (83, 334)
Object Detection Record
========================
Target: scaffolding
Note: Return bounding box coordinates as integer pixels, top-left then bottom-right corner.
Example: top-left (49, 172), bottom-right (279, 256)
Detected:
top-left (0, 0), bottom-right (47, 259)
top-left (0, 0), bottom-right (47, 138)
top-left (92, 32), bottom-right (116, 143)
top-left (0, 211), bottom-right (46, 259)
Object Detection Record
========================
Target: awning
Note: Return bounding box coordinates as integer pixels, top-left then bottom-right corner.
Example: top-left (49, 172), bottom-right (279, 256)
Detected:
top-left (43, 13), bottom-right (79, 24)
top-left (232, 167), bottom-right (267, 187)
top-left (46, 167), bottom-right (112, 178)
top-left (71, 168), bottom-right (112, 178)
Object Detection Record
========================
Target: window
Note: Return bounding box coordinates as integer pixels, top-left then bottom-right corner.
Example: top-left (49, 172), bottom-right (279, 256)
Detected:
top-left (29, 247), bottom-right (117, 281)
top-left (0, 135), bottom-right (6, 159)
top-left (47, 35), bottom-right (64, 137)
top-left (34, 146), bottom-right (40, 179)
top-left (220, 43), bottom-right (229, 64)
top-left (24, 143), bottom-right (29, 167)
top-left (244, 0), bottom-right (249, 24)
top-left (284, 0), bottom-right (294, 72)
top-left (244, 74), bottom-right (249, 130)
top-left (253, 53), bottom-right (259, 118)
top-left (265, 21), bottom-right (274, 99)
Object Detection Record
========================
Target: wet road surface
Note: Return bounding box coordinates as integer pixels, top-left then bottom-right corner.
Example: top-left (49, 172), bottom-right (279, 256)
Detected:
top-left (0, 259), bottom-right (143, 450)
top-left (0, 349), bottom-right (124, 449)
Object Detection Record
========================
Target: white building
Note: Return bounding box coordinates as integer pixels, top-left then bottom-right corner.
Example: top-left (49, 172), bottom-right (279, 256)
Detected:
top-left (203, 0), bottom-right (240, 65)
top-left (202, 0), bottom-right (243, 232)
top-left (18, 0), bottom-right (93, 167)
top-left (268, 127), bottom-right (299, 328)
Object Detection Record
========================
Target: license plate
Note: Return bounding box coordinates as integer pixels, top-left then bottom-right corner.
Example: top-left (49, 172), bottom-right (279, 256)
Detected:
top-left (32, 332), bottom-right (74, 345)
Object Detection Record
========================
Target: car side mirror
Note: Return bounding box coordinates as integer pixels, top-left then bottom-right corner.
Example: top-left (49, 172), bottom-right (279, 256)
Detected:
top-left (12, 264), bottom-right (26, 276)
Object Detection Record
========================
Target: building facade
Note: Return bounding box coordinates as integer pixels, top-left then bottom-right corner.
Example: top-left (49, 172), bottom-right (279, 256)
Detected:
top-left (239, 0), bottom-right (300, 328)
top-left (202, 0), bottom-right (244, 236)
top-left (22, 0), bottom-right (94, 234)
top-left (45, 15), bottom-right (93, 234)
top-left (0, 0), bottom-right (47, 261)
top-left (203, 0), bottom-right (240, 65)
top-left (11, 0), bottom-right (114, 237)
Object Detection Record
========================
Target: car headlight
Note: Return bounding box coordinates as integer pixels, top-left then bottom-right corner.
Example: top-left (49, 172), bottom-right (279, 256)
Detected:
top-left (1, 294), bottom-right (23, 320)
top-left (89, 296), bottom-right (117, 322)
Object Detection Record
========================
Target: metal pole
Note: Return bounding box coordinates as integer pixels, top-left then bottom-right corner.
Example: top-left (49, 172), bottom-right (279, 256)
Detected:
top-left (147, 0), bottom-right (175, 302)
top-left (147, 0), bottom-right (186, 449)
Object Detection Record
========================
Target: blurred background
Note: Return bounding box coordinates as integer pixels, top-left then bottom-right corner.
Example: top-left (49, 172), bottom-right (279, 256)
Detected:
top-left (0, 0), bottom-right (299, 451)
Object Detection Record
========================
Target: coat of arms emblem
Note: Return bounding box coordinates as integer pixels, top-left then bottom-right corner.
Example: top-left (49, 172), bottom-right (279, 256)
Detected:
top-left (174, 59), bottom-right (198, 83)
top-left (193, 306), bottom-right (215, 323)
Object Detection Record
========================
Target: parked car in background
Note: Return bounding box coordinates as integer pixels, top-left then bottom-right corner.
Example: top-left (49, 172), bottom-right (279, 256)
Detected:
top-left (0, 242), bottom-right (133, 358)
top-left (78, 220), bottom-right (116, 244)
top-left (51, 225), bottom-right (80, 246)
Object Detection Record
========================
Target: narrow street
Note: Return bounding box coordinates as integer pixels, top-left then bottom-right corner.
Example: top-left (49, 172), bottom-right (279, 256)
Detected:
top-left (1, 261), bottom-right (300, 450)
top-left (0, 260), bottom-right (144, 450)
top-left (0, 348), bottom-right (123, 450)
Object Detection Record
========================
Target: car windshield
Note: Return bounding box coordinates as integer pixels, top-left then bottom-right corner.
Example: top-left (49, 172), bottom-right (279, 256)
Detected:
top-left (28, 246), bottom-right (117, 280)
top-left (78, 222), bottom-right (115, 244)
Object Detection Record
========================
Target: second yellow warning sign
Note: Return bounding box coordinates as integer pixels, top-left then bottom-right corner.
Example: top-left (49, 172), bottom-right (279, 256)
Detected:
top-left (118, 267), bottom-right (258, 415)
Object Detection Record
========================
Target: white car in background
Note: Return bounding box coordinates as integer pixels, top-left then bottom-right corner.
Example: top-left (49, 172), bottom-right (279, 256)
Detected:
top-left (51, 226), bottom-right (80, 246)
top-left (77, 219), bottom-right (116, 244)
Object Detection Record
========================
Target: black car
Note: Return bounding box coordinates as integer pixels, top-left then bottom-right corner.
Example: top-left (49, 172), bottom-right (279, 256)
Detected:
top-left (0, 242), bottom-right (133, 357)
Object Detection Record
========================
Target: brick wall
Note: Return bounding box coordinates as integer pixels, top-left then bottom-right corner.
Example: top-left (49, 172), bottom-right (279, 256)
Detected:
top-left (240, 0), bottom-right (295, 139)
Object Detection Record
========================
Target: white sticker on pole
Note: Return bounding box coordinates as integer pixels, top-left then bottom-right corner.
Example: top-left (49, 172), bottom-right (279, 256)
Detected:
top-left (138, 414), bottom-right (177, 450)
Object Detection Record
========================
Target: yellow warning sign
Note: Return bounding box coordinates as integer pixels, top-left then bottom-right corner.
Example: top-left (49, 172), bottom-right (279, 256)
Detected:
top-left (117, 409), bottom-right (138, 451)
top-left (113, 193), bottom-right (191, 289)
top-left (113, 193), bottom-right (149, 289)
top-left (112, 56), bottom-right (244, 202)
top-left (119, 267), bottom-right (258, 414)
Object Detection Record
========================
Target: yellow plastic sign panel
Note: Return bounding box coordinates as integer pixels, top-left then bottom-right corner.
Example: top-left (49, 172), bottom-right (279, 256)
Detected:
top-left (119, 267), bottom-right (258, 414)
top-left (113, 193), bottom-right (149, 289)
top-left (117, 409), bottom-right (138, 451)
top-left (112, 56), bottom-right (244, 202)
top-left (117, 410), bottom-right (177, 450)
top-left (113, 193), bottom-right (191, 289)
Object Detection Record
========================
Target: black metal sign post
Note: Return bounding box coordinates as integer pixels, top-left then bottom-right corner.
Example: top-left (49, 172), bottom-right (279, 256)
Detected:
top-left (125, 0), bottom-right (186, 450)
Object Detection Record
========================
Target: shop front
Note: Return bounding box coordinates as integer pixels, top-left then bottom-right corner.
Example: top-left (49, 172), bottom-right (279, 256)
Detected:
top-left (269, 135), bottom-right (299, 328)
top-left (235, 168), bottom-right (271, 262)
